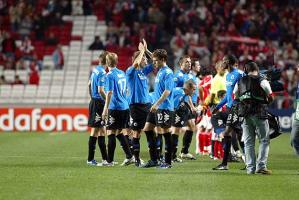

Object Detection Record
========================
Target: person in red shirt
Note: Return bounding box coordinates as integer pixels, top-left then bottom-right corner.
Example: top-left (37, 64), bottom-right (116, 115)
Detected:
top-left (29, 61), bottom-right (39, 85)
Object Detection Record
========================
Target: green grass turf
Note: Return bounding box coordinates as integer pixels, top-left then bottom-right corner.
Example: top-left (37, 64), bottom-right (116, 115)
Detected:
top-left (0, 132), bottom-right (298, 200)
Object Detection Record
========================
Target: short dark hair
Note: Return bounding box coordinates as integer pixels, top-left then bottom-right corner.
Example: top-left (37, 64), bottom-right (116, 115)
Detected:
top-left (152, 49), bottom-right (167, 61)
top-left (223, 54), bottom-right (238, 67)
top-left (178, 55), bottom-right (191, 66)
top-left (99, 51), bottom-right (108, 65)
top-left (244, 61), bottom-right (259, 73)
top-left (184, 79), bottom-right (196, 89)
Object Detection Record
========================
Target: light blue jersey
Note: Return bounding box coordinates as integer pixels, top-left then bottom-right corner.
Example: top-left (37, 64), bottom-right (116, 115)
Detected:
top-left (126, 64), bottom-right (153, 104)
top-left (149, 92), bottom-right (156, 105)
top-left (173, 87), bottom-right (187, 108)
top-left (89, 65), bottom-right (106, 101)
top-left (105, 67), bottom-right (129, 110)
top-left (174, 69), bottom-right (199, 104)
top-left (216, 68), bottom-right (244, 109)
top-left (154, 66), bottom-right (174, 111)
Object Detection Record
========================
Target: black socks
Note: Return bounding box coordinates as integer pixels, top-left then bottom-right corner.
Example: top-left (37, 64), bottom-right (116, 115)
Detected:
top-left (116, 134), bottom-right (133, 159)
top-left (88, 136), bottom-right (97, 161)
top-left (163, 132), bottom-right (172, 165)
top-left (181, 130), bottom-right (193, 154)
top-left (145, 130), bottom-right (157, 162)
top-left (107, 134), bottom-right (116, 163)
top-left (172, 134), bottom-right (179, 159)
top-left (132, 137), bottom-right (140, 160)
top-left (222, 136), bottom-right (232, 166)
top-left (156, 133), bottom-right (163, 159)
top-left (98, 136), bottom-right (108, 161)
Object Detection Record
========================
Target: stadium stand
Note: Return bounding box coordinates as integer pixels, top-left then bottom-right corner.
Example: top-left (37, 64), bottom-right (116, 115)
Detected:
top-left (0, 0), bottom-right (298, 108)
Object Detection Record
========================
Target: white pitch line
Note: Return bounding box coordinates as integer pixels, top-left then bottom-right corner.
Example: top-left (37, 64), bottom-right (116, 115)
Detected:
top-left (0, 155), bottom-right (84, 159)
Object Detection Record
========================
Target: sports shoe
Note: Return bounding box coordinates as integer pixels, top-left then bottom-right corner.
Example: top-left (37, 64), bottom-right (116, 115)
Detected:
top-left (180, 153), bottom-right (196, 160)
top-left (228, 155), bottom-right (241, 163)
top-left (256, 168), bottom-right (272, 175)
top-left (134, 158), bottom-right (145, 167)
top-left (157, 163), bottom-right (172, 169)
top-left (86, 160), bottom-right (98, 166)
top-left (121, 156), bottom-right (135, 166)
top-left (99, 160), bottom-right (114, 166)
top-left (212, 164), bottom-right (228, 170)
top-left (141, 160), bottom-right (159, 168)
top-left (172, 157), bottom-right (183, 163)
top-left (235, 150), bottom-right (243, 158)
top-left (209, 154), bottom-right (214, 159)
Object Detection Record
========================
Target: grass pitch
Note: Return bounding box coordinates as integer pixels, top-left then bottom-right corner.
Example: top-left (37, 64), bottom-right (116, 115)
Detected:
top-left (0, 132), bottom-right (298, 200)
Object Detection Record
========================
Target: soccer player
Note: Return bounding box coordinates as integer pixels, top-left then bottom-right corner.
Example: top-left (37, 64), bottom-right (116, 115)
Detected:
top-left (126, 42), bottom-right (154, 167)
top-left (173, 55), bottom-right (198, 160)
top-left (172, 80), bottom-right (197, 162)
top-left (204, 61), bottom-right (226, 159)
top-left (102, 52), bottom-right (134, 166)
top-left (86, 51), bottom-right (108, 166)
top-left (212, 55), bottom-right (244, 170)
top-left (143, 49), bottom-right (174, 168)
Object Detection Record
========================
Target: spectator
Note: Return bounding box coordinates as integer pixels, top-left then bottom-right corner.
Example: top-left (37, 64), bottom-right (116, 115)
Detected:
top-left (46, 32), bottom-right (59, 46)
top-left (88, 36), bottom-right (104, 50)
top-left (33, 14), bottom-right (45, 40)
top-left (52, 44), bottom-right (64, 70)
top-left (283, 43), bottom-right (298, 66)
top-left (83, 0), bottom-right (93, 15)
top-left (1, 32), bottom-right (16, 59)
top-left (19, 36), bottom-right (34, 60)
top-left (0, 75), bottom-right (7, 85)
top-left (4, 56), bottom-right (15, 69)
top-left (51, 12), bottom-right (63, 26)
top-left (16, 59), bottom-right (29, 70)
top-left (18, 15), bottom-right (33, 38)
top-left (72, 0), bottom-right (83, 15)
top-left (8, 4), bottom-right (20, 31)
top-left (29, 61), bottom-right (40, 85)
top-left (13, 75), bottom-right (23, 85)
top-left (118, 31), bottom-right (132, 48)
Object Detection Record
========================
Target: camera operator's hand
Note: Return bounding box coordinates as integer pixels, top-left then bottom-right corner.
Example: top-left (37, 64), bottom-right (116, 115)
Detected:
top-left (211, 107), bottom-right (219, 115)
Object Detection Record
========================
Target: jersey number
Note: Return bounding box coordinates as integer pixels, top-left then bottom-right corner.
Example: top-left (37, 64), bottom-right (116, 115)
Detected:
top-left (118, 79), bottom-right (126, 96)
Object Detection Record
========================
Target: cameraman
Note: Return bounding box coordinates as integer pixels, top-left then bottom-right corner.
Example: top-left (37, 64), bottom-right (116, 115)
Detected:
top-left (235, 61), bottom-right (274, 175)
top-left (291, 64), bottom-right (299, 156)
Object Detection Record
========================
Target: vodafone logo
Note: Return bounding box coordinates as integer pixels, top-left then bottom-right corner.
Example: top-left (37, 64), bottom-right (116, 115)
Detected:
top-left (0, 108), bottom-right (89, 132)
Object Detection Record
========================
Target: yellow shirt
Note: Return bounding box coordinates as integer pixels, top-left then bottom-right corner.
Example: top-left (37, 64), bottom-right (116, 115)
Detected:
top-left (209, 73), bottom-right (227, 104)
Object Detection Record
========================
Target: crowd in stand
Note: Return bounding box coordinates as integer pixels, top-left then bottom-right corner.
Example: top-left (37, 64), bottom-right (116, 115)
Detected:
top-left (0, 0), bottom-right (299, 108)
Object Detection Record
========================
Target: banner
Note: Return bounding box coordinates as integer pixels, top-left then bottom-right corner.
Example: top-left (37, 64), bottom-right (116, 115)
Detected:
top-left (0, 107), bottom-right (295, 132)
top-left (269, 109), bottom-right (294, 132)
top-left (0, 108), bottom-right (89, 132)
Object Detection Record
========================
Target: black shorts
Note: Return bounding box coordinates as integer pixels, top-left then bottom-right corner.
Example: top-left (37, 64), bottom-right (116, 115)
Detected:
top-left (106, 109), bottom-right (130, 130)
top-left (156, 109), bottom-right (174, 128)
top-left (146, 110), bottom-right (156, 126)
top-left (173, 102), bottom-right (191, 127)
top-left (226, 104), bottom-right (242, 131)
top-left (129, 103), bottom-right (150, 130)
top-left (88, 98), bottom-right (105, 128)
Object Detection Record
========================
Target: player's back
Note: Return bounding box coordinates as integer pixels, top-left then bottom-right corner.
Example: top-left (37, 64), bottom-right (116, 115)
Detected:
top-left (173, 87), bottom-right (186, 108)
top-left (106, 67), bottom-right (129, 110)
top-left (90, 65), bottom-right (106, 101)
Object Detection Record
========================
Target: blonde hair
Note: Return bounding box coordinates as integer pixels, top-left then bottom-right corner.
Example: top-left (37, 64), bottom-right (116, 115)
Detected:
top-left (106, 52), bottom-right (118, 67)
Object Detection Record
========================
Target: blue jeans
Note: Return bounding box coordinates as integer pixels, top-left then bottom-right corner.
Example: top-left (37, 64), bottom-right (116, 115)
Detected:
top-left (291, 117), bottom-right (299, 156)
top-left (242, 116), bottom-right (270, 174)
